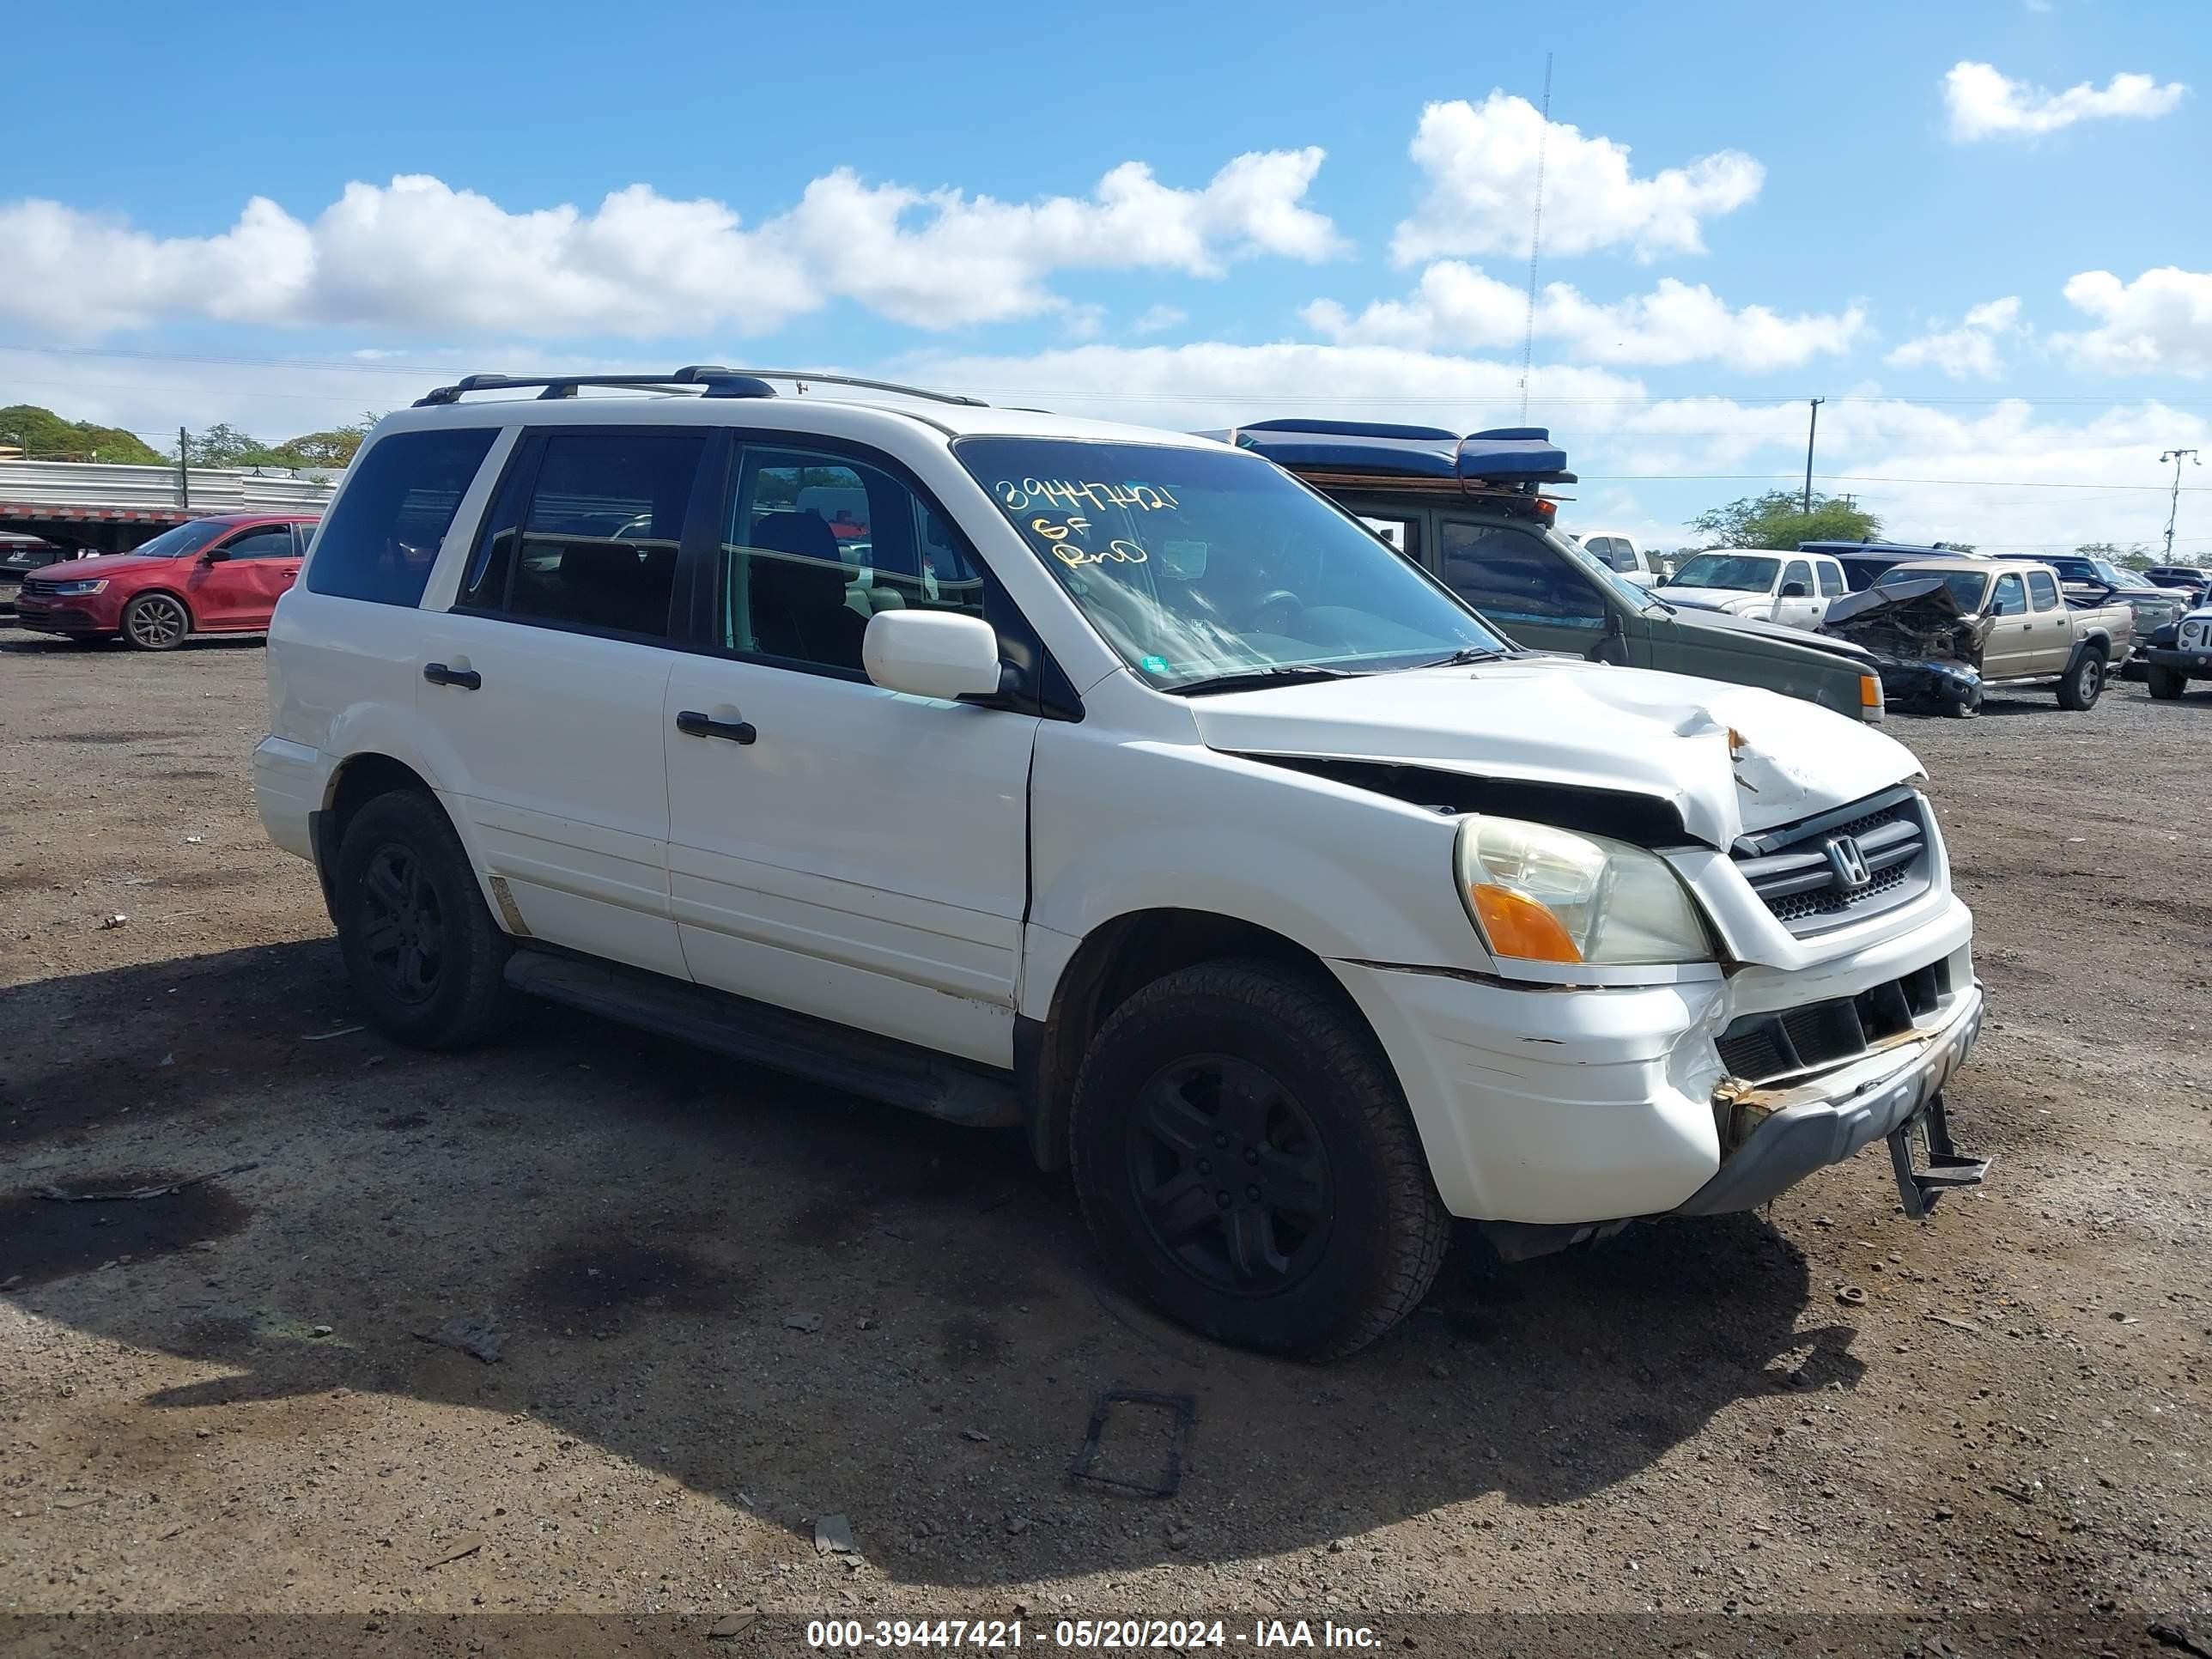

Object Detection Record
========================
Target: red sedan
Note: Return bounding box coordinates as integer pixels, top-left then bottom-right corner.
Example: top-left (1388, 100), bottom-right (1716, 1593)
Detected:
top-left (14, 513), bottom-right (319, 651)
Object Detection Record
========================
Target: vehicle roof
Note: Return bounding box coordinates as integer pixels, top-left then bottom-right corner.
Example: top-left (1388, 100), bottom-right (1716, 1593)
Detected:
top-left (374, 385), bottom-right (1231, 453)
top-left (1680, 546), bottom-right (1808, 558)
top-left (192, 511), bottom-right (319, 525)
top-left (1876, 558), bottom-right (2020, 577)
top-left (1802, 541), bottom-right (1977, 559)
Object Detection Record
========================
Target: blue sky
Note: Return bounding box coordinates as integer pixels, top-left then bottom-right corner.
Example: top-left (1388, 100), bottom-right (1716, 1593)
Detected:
top-left (9, 0), bottom-right (2210, 552)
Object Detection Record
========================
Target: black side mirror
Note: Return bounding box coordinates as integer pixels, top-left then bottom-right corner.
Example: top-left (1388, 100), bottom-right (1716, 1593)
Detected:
top-left (1780, 580), bottom-right (1808, 598)
top-left (201, 547), bottom-right (229, 563)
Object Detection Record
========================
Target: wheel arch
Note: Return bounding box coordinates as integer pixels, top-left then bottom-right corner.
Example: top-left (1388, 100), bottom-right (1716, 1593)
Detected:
top-left (123, 585), bottom-right (196, 632)
top-left (1017, 906), bottom-right (1385, 1172)
top-left (313, 753), bottom-right (457, 919)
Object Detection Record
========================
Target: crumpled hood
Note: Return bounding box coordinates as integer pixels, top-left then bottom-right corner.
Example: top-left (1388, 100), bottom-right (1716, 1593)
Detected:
top-left (1822, 577), bottom-right (1965, 629)
top-left (21, 552), bottom-right (180, 580)
top-left (1188, 656), bottom-right (1923, 847)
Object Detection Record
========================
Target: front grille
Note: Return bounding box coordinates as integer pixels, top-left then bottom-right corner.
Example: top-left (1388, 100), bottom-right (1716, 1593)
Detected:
top-left (1730, 786), bottom-right (1932, 937)
top-left (1716, 957), bottom-right (1954, 1083)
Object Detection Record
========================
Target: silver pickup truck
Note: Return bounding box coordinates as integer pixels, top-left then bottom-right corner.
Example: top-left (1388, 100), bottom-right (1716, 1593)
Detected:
top-left (1820, 558), bottom-right (2130, 716)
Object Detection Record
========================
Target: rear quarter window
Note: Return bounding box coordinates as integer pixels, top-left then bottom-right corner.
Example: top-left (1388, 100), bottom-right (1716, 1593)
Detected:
top-left (305, 428), bottom-right (498, 606)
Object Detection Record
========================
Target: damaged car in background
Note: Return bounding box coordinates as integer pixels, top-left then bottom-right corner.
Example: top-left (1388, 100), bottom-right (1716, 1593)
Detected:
top-left (1821, 558), bottom-right (2130, 717)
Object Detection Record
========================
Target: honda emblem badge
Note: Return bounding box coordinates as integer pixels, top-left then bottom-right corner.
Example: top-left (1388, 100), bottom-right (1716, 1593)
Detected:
top-left (1824, 834), bottom-right (1873, 890)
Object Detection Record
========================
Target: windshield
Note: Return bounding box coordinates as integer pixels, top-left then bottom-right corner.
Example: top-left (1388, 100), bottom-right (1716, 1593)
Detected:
top-left (953, 437), bottom-right (1506, 689)
top-left (126, 520), bottom-right (228, 560)
top-left (1668, 552), bottom-right (1779, 592)
top-left (1874, 567), bottom-right (1990, 611)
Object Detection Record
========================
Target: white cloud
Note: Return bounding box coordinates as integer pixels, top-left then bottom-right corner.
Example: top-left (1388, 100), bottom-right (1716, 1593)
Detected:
top-left (891, 343), bottom-right (2207, 550)
top-left (0, 151), bottom-right (1343, 339)
top-left (1304, 262), bottom-right (1863, 370)
top-left (1885, 296), bottom-right (2024, 379)
top-left (1131, 303), bottom-right (1188, 335)
top-left (1391, 94), bottom-right (1763, 265)
top-left (2053, 267), bottom-right (2212, 374)
top-left (1943, 61), bottom-right (2187, 141)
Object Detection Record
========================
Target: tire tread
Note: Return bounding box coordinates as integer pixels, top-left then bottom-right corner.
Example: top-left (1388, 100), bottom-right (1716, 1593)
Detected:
top-left (1070, 957), bottom-right (1449, 1359)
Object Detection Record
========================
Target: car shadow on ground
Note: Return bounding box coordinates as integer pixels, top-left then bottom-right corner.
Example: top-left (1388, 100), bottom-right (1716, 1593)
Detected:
top-left (0, 629), bottom-right (266, 655)
top-left (2, 941), bottom-right (1854, 1586)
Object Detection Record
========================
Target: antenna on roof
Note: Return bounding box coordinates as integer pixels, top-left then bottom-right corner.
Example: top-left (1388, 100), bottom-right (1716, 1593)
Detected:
top-left (1518, 52), bottom-right (1553, 425)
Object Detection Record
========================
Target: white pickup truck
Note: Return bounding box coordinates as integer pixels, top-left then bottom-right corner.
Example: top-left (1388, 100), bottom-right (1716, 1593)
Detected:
top-left (1659, 549), bottom-right (1850, 629)
top-left (253, 367), bottom-right (1986, 1357)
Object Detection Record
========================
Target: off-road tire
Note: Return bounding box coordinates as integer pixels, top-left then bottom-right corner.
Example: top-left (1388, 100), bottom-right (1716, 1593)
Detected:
top-left (1069, 958), bottom-right (1449, 1359)
top-left (120, 591), bottom-right (191, 652)
top-left (2057, 648), bottom-right (2105, 711)
top-left (332, 789), bottom-right (512, 1050)
top-left (2148, 664), bottom-right (2189, 701)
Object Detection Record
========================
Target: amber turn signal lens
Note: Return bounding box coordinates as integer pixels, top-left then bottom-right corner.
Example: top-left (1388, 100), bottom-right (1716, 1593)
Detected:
top-left (1860, 673), bottom-right (1882, 708)
top-left (1469, 884), bottom-right (1584, 964)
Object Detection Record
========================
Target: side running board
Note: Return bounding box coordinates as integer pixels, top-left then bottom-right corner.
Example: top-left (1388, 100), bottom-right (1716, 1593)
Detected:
top-left (503, 950), bottom-right (1022, 1128)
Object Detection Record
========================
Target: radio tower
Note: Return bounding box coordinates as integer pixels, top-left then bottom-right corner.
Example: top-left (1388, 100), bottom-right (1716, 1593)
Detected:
top-left (1518, 53), bottom-right (1554, 424)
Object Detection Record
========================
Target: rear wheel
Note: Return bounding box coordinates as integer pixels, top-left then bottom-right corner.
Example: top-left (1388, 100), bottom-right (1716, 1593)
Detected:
top-left (1069, 959), bottom-right (1449, 1358)
top-left (2148, 663), bottom-right (2189, 701)
top-left (2057, 649), bottom-right (2104, 711)
top-left (121, 591), bottom-right (191, 652)
top-left (332, 790), bottom-right (512, 1049)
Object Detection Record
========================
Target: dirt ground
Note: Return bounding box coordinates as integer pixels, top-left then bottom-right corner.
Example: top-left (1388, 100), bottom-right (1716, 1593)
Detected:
top-left (2, 625), bottom-right (2208, 1653)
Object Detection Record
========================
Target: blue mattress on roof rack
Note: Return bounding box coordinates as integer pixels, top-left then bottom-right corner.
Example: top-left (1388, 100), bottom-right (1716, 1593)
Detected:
top-left (1224, 419), bottom-right (1573, 483)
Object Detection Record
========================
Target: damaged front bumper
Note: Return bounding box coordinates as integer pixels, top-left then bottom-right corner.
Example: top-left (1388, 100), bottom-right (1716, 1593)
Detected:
top-left (1674, 979), bottom-right (1984, 1218)
top-left (1867, 653), bottom-right (1982, 714)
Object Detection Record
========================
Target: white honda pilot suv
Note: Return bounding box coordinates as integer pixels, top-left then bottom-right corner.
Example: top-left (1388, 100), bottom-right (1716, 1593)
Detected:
top-left (255, 368), bottom-right (1985, 1357)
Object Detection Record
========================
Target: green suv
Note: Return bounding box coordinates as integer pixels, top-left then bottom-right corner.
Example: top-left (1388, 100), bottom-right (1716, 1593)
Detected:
top-left (1229, 420), bottom-right (1884, 724)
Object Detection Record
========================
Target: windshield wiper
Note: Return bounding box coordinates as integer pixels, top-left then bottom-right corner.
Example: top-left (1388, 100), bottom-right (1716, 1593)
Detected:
top-left (1170, 665), bottom-right (1368, 696)
top-left (1407, 645), bottom-right (1512, 669)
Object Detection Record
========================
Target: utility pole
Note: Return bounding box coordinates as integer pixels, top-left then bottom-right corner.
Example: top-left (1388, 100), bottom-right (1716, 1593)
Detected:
top-left (1802, 398), bottom-right (1825, 518)
top-left (178, 426), bottom-right (191, 512)
top-left (2161, 447), bottom-right (2200, 561)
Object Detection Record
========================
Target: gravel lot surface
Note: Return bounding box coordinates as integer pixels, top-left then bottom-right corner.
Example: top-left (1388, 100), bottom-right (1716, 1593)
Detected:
top-left (2, 629), bottom-right (2208, 1652)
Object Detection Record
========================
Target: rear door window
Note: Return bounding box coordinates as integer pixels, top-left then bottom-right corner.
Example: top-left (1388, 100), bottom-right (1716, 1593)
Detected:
top-left (462, 430), bottom-right (705, 641)
top-left (1817, 560), bottom-right (1846, 596)
top-left (2027, 571), bottom-right (2060, 611)
top-left (305, 428), bottom-right (499, 607)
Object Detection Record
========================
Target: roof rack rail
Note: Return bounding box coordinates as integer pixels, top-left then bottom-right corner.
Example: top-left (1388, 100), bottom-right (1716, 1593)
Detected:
top-left (413, 366), bottom-right (988, 410)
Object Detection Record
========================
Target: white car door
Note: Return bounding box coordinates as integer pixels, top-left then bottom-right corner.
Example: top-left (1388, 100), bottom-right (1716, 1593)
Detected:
top-left (413, 426), bottom-right (708, 980)
top-left (663, 440), bottom-right (1040, 1066)
top-left (1774, 557), bottom-right (1821, 628)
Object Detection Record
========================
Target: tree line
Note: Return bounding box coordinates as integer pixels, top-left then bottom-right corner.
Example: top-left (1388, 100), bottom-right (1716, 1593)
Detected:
top-left (0, 403), bottom-right (381, 470)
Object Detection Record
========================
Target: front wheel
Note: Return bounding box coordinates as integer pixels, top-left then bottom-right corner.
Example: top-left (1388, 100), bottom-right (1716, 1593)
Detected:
top-left (2057, 650), bottom-right (2105, 711)
top-left (2148, 664), bottom-right (2189, 701)
top-left (121, 591), bottom-right (191, 652)
top-left (1069, 959), bottom-right (1449, 1358)
top-left (332, 790), bottom-right (513, 1049)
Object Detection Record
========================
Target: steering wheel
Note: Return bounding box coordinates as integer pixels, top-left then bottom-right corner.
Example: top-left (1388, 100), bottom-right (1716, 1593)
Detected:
top-left (1249, 589), bottom-right (1304, 635)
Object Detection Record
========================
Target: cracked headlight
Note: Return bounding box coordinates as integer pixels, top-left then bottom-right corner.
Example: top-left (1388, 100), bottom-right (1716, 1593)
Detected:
top-left (1455, 816), bottom-right (1712, 968)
